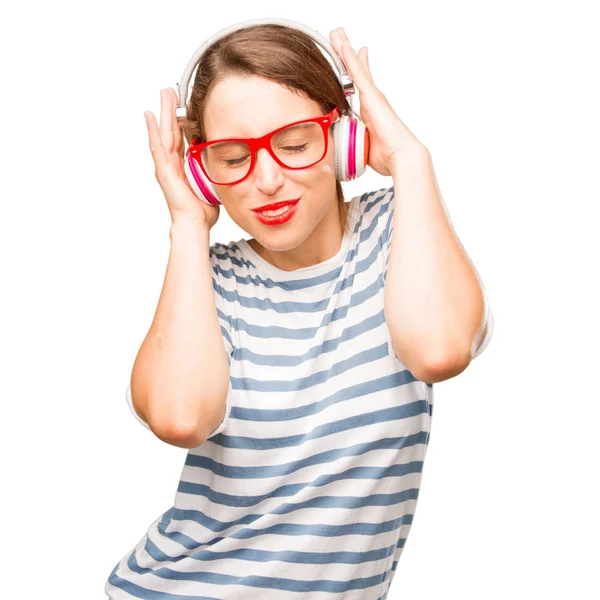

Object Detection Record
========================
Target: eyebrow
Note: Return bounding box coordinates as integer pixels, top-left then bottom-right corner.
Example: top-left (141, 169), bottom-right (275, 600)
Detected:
top-left (218, 120), bottom-right (315, 140)
top-left (285, 122), bottom-right (314, 131)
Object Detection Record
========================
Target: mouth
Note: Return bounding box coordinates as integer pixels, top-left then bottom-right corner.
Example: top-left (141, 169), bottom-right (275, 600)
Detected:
top-left (251, 198), bottom-right (301, 215)
top-left (252, 198), bottom-right (301, 226)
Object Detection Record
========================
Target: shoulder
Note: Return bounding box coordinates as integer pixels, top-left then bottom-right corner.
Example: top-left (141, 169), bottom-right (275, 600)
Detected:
top-left (209, 239), bottom-right (244, 269)
top-left (356, 186), bottom-right (394, 228)
top-left (362, 186), bottom-right (394, 210)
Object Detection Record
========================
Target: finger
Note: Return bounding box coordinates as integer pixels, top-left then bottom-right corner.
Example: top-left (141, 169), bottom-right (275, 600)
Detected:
top-left (359, 47), bottom-right (375, 85)
top-left (159, 88), bottom-right (174, 152)
top-left (144, 111), bottom-right (168, 172)
top-left (334, 27), bottom-right (374, 87)
top-left (360, 47), bottom-right (371, 74)
top-left (330, 28), bottom-right (352, 73)
top-left (341, 41), bottom-right (373, 90)
top-left (331, 28), bottom-right (351, 71)
top-left (329, 28), bottom-right (343, 58)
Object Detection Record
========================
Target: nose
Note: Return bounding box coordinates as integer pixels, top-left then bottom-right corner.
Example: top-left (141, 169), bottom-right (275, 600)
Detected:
top-left (252, 147), bottom-right (285, 193)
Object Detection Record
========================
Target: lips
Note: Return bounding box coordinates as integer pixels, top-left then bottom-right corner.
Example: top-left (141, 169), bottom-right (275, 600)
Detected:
top-left (252, 198), bottom-right (300, 212)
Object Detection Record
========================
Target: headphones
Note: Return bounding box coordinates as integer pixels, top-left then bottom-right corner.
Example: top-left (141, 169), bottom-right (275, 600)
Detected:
top-left (174, 17), bottom-right (370, 206)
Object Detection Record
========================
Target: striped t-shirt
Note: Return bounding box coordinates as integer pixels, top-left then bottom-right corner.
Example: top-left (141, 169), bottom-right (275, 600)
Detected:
top-left (106, 185), bottom-right (494, 599)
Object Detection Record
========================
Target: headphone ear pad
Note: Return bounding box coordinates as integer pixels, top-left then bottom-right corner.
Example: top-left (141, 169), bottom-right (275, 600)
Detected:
top-left (332, 113), bottom-right (369, 182)
top-left (332, 116), bottom-right (347, 181)
top-left (352, 118), bottom-right (369, 179)
top-left (183, 148), bottom-right (222, 205)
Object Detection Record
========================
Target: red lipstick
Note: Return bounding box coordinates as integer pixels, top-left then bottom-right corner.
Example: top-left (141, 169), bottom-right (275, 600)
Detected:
top-left (252, 198), bottom-right (301, 227)
top-left (251, 198), bottom-right (301, 212)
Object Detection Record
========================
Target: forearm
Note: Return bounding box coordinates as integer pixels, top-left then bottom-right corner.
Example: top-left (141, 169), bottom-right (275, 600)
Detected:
top-left (383, 149), bottom-right (485, 375)
top-left (131, 218), bottom-right (230, 441)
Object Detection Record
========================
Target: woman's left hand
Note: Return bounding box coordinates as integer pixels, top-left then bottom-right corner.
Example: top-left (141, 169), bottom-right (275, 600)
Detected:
top-left (329, 27), bottom-right (429, 176)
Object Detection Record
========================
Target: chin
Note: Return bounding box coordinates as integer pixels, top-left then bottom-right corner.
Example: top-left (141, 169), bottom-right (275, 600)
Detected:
top-left (258, 233), bottom-right (304, 253)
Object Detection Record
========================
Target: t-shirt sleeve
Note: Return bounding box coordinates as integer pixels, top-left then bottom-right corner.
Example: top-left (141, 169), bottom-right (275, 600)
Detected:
top-left (382, 186), bottom-right (394, 280)
top-left (126, 383), bottom-right (151, 430)
top-left (209, 245), bottom-right (235, 368)
top-left (369, 185), bottom-right (493, 360)
top-left (470, 282), bottom-right (494, 359)
top-left (125, 245), bottom-right (235, 435)
top-left (380, 187), bottom-right (395, 282)
top-left (206, 245), bottom-right (235, 438)
top-left (361, 186), bottom-right (395, 281)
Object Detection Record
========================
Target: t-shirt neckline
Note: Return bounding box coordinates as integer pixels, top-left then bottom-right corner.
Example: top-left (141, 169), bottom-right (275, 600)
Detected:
top-left (237, 198), bottom-right (359, 280)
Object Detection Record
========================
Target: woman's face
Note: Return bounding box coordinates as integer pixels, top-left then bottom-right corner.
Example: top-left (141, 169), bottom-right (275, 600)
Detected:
top-left (202, 74), bottom-right (341, 270)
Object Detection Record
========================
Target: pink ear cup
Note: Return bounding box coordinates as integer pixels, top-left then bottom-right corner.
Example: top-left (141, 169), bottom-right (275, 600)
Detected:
top-left (332, 113), bottom-right (368, 182)
top-left (348, 117), bottom-right (357, 179)
top-left (354, 117), bottom-right (368, 178)
top-left (183, 111), bottom-right (370, 202)
top-left (184, 149), bottom-right (222, 205)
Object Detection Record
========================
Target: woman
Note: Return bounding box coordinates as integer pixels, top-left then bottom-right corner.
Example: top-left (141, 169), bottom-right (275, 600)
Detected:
top-left (105, 21), bottom-right (493, 599)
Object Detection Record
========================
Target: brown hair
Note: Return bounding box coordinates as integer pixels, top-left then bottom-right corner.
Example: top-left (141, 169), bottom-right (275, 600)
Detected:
top-left (178, 23), bottom-right (353, 237)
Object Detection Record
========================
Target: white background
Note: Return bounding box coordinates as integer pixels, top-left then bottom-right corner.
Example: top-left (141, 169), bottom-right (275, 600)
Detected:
top-left (2, 0), bottom-right (598, 598)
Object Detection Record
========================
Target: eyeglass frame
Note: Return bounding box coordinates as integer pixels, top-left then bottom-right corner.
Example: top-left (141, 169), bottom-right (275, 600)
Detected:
top-left (188, 106), bottom-right (341, 186)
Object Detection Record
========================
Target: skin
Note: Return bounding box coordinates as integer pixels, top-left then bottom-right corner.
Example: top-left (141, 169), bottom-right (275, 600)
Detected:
top-left (203, 74), bottom-right (346, 272)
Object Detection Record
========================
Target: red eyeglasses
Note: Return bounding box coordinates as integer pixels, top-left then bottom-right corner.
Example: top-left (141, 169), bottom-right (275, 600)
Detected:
top-left (188, 107), bottom-right (341, 185)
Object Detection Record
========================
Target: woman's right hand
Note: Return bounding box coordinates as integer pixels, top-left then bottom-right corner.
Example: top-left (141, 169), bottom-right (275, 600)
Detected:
top-left (144, 88), bottom-right (220, 230)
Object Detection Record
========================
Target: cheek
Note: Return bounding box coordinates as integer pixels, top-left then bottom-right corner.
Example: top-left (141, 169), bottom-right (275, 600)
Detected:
top-left (309, 143), bottom-right (336, 177)
top-left (314, 161), bottom-right (334, 175)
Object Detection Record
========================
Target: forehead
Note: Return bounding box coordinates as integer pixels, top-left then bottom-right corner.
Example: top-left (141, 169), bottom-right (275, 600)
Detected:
top-left (203, 74), bottom-right (323, 140)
